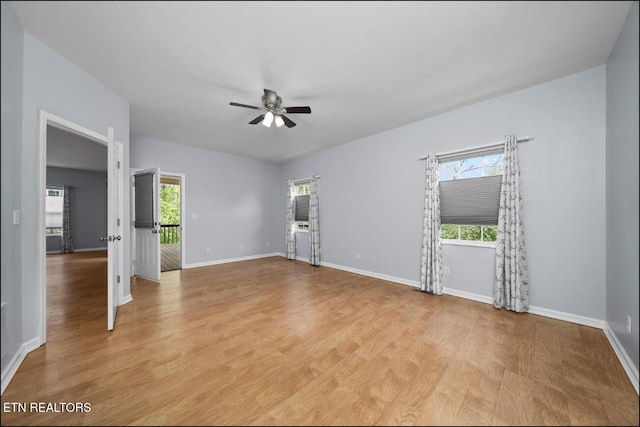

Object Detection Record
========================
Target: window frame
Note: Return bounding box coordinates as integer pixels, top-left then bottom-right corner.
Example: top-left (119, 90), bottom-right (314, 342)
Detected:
top-left (45, 187), bottom-right (64, 237)
top-left (441, 225), bottom-right (498, 248)
top-left (439, 151), bottom-right (503, 247)
top-left (294, 182), bottom-right (310, 232)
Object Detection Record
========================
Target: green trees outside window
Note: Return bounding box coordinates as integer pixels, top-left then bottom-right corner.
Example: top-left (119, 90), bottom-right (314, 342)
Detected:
top-left (441, 224), bottom-right (498, 242)
top-left (160, 183), bottom-right (180, 244)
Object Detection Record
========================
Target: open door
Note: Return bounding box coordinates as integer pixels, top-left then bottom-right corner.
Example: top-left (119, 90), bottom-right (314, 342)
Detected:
top-left (107, 128), bottom-right (124, 331)
top-left (133, 167), bottom-right (161, 281)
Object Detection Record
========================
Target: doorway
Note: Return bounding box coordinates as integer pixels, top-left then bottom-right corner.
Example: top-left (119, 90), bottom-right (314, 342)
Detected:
top-left (37, 110), bottom-right (123, 341)
top-left (131, 169), bottom-right (185, 280)
top-left (45, 125), bottom-right (108, 339)
top-left (160, 174), bottom-right (182, 272)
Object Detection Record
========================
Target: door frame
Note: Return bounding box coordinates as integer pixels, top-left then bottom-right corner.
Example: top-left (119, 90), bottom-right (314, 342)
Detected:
top-left (37, 110), bottom-right (123, 343)
top-left (130, 169), bottom-right (186, 275)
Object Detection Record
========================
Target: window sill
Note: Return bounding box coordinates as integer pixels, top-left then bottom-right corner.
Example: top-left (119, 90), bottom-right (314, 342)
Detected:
top-left (442, 239), bottom-right (496, 249)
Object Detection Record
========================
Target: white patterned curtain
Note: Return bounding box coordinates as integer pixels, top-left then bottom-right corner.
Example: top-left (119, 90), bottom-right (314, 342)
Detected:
top-left (494, 135), bottom-right (529, 312)
top-left (420, 153), bottom-right (443, 294)
top-left (61, 185), bottom-right (74, 253)
top-left (308, 176), bottom-right (320, 266)
top-left (286, 180), bottom-right (296, 260)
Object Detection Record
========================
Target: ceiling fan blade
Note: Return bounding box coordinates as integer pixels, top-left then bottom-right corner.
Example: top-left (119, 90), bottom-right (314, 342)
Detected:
top-left (230, 102), bottom-right (261, 110)
top-left (281, 115), bottom-right (296, 128)
top-left (249, 115), bottom-right (265, 125)
top-left (283, 106), bottom-right (311, 114)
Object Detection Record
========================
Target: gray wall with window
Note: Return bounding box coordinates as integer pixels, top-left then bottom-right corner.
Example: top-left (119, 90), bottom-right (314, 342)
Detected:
top-left (278, 64), bottom-right (607, 321)
top-left (46, 167), bottom-right (108, 252)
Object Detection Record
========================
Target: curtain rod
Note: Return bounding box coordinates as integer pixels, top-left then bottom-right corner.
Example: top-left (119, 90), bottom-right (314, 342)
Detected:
top-left (290, 175), bottom-right (320, 184)
top-left (418, 136), bottom-right (534, 161)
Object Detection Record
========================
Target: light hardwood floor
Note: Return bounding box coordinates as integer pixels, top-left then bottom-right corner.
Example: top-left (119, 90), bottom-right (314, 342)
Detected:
top-left (1, 251), bottom-right (637, 426)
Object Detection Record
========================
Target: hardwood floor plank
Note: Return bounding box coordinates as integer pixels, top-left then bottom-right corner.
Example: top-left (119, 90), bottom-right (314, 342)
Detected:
top-left (1, 253), bottom-right (637, 426)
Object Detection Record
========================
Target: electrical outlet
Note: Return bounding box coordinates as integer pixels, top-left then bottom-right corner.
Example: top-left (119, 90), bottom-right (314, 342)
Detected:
top-left (266, 242), bottom-right (270, 247)
top-left (627, 315), bottom-right (632, 334)
top-left (206, 248), bottom-right (211, 253)
top-left (444, 266), bottom-right (451, 275)
top-left (239, 244), bottom-right (244, 250)
top-left (355, 252), bottom-right (360, 259)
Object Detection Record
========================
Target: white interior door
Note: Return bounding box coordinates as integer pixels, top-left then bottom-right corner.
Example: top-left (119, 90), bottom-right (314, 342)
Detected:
top-left (133, 167), bottom-right (161, 281)
top-left (107, 128), bottom-right (124, 331)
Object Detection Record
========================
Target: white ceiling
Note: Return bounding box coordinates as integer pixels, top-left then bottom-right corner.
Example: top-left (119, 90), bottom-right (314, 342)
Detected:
top-left (12, 1), bottom-right (633, 163)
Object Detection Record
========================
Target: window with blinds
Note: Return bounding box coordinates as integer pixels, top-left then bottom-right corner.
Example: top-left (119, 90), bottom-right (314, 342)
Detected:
top-left (45, 187), bottom-right (64, 235)
top-left (294, 182), bottom-right (310, 230)
top-left (439, 150), bottom-right (503, 243)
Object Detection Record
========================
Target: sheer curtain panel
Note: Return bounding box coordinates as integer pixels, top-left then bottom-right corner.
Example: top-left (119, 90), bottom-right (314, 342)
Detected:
top-left (308, 176), bottom-right (320, 266)
top-left (494, 135), bottom-right (529, 312)
top-left (286, 180), bottom-right (296, 260)
top-left (420, 153), bottom-right (443, 295)
top-left (61, 185), bottom-right (74, 253)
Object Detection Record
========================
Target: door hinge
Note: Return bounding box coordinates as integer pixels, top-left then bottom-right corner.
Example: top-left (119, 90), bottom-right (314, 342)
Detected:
top-left (117, 275), bottom-right (121, 284)
top-left (117, 160), bottom-right (121, 169)
top-left (117, 218), bottom-right (120, 226)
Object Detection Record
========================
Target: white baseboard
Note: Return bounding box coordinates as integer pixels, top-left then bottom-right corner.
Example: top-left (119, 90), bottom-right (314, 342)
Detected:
top-left (443, 287), bottom-right (493, 304)
top-left (528, 305), bottom-right (606, 329)
top-left (1, 337), bottom-right (40, 395)
top-left (74, 247), bottom-right (107, 253)
top-left (46, 247), bottom-right (107, 255)
top-left (603, 324), bottom-right (639, 394)
top-left (183, 252), bottom-right (280, 269)
top-left (120, 294), bottom-right (133, 305)
top-left (320, 261), bottom-right (421, 288)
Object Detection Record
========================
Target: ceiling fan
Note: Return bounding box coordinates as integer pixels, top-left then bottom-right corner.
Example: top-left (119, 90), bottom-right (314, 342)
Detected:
top-left (230, 88), bottom-right (311, 128)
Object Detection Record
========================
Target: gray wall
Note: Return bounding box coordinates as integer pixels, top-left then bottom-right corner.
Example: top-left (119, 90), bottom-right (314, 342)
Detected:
top-left (278, 65), bottom-right (607, 321)
top-left (46, 167), bottom-right (108, 252)
top-left (20, 31), bottom-right (130, 347)
top-left (1, 0), bottom-right (24, 375)
top-left (606, 1), bottom-right (639, 373)
top-left (130, 136), bottom-right (280, 265)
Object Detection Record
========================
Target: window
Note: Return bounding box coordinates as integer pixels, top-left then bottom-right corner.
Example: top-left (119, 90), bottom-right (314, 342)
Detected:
top-left (46, 187), bottom-right (64, 236)
top-left (294, 182), bottom-right (310, 231)
top-left (439, 151), bottom-right (503, 244)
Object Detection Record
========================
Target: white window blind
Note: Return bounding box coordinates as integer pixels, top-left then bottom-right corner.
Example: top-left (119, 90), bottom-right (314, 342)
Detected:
top-left (45, 194), bottom-right (63, 228)
top-left (295, 194), bottom-right (310, 222)
top-left (439, 175), bottom-right (502, 225)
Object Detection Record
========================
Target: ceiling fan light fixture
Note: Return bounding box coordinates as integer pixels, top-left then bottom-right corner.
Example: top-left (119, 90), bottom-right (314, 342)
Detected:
top-left (263, 111), bottom-right (274, 127)
top-left (230, 89), bottom-right (311, 129)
